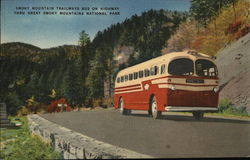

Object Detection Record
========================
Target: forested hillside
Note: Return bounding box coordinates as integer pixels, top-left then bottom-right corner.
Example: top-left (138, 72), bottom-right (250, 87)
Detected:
top-left (0, 9), bottom-right (187, 114)
top-left (1, 0), bottom-right (249, 115)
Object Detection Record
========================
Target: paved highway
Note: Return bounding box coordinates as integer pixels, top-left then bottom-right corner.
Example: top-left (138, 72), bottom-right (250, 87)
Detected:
top-left (41, 109), bottom-right (250, 158)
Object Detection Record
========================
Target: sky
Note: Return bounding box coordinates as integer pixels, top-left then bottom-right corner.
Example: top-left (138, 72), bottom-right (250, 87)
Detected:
top-left (1, 0), bottom-right (190, 48)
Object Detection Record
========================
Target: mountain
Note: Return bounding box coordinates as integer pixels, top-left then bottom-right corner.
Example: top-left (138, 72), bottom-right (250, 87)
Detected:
top-left (0, 42), bottom-right (80, 62)
top-left (0, 42), bottom-right (43, 62)
top-left (216, 33), bottom-right (250, 112)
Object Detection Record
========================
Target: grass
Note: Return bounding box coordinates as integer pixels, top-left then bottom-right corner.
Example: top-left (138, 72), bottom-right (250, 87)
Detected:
top-left (166, 111), bottom-right (250, 120)
top-left (0, 116), bottom-right (61, 160)
top-left (206, 112), bottom-right (250, 120)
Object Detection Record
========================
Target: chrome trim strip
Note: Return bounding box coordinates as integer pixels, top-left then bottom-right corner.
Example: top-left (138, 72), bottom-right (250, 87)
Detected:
top-left (165, 106), bottom-right (218, 112)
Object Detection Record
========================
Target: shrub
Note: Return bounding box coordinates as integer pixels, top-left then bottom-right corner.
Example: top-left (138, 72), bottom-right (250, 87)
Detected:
top-left (102, 97), bottom-right (114, 108)
top-left (226, 20), bottom-right (242, 34)
top-left (47, 98), bottom-right (72, 113)
top-left (218, 97), bottom-right (232, 112)
top-left (236, 25), bottom-right (250, 39)
top-left (92, 98), bottom-right (103, 108)
top-left (17, 106), bottom-right (31, 116)
top-left (218, 98), bottom-right (248, 116)
top-left (4, 92), bottom-right (23, 115)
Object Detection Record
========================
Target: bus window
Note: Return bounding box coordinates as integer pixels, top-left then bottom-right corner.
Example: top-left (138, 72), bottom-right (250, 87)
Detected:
top-left (121, 76), bottom-right (124, 82)
top-left (168, 58), bottom-right (194, 76)
top-left (125, 75), bottom-right (128, 81)
top-left (161, 64), bottom-right (165, 74)
top-left (139, 70), bottom-right (144, 78)
top-left (144, 69), bottom-right (150, 77)
top-left (117, 77), bottom-right (120, 83)
top-left (150, 67), bottom-right (154, 75)
top-left (134, 72), bottom-right (138, 79)
top-left (129, 73), bottom-right (133, 80)
top-left (196, 59), bottom-right (218, 77)
top-left (150, 66), bottom-right (158, 75)
top-left (154, 66), bottom-right (159, 75)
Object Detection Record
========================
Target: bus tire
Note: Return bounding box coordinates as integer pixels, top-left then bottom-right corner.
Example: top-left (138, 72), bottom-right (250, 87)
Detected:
top-left (151, 96), bottom-right (161, 119)
top-left (119, 98), bottom-right (130, 115)
top-left (192, 112), bottom-right (204, 120)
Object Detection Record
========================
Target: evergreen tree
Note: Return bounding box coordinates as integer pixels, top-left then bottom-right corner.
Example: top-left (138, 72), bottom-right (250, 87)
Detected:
top-left (64, 59), bottom-right (83, 106)
top-left (79, 30), bottom-right (92, 103)
top-left (85, 49), bottom-right (106, 99)
top-left (190, 0), bottom-right (236, 26)
top-left (25, 72), bottom-right (40, 100)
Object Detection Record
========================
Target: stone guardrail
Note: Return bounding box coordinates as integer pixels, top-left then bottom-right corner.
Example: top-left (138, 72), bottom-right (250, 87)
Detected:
top-left (28, 114), bottom-right (153, 159)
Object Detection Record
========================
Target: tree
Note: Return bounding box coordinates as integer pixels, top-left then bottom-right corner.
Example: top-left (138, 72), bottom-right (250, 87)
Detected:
top-left (78, 30), bottom-right (90, 47)
top-left (79, 30), bottom-right (92, 103)
top-left (190, 0), bottom-right (236, 26)
top-left (85, 48), bottom-right (106, 100)
top-left (64, 59), bottom-right (83, 106)
top-left (26, 72), bottom-right (40, 99)
top-left (165, 19), bottom-right (200, 52)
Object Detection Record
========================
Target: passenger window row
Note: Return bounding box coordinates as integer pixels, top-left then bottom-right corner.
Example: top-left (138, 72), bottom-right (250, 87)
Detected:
top-left (117, 64), bottom-right (166, 83)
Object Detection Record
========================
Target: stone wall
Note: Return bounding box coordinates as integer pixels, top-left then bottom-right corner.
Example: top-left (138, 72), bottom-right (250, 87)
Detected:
top-left (28, 114), bottom-right (153, 159)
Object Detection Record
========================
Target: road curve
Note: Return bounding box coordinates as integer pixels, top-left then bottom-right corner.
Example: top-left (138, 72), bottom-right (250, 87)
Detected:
top-left (41, 109), bottom-right (250, 158)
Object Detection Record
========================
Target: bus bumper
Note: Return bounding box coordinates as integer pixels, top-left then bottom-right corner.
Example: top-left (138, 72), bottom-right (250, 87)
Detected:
top-left (165, 106), bottom-right (218, 112)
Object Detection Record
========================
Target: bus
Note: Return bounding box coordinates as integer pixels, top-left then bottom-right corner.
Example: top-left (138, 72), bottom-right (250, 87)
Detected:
top-left (114, 50), bottom-right (219, 120)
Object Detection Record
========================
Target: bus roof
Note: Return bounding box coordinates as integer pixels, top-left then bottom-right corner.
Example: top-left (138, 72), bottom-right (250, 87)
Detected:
top-left (117, 50), bottom-right (214, 76)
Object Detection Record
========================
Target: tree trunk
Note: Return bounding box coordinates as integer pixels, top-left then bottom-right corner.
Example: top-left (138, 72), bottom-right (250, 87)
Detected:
top-left (233, 0), bottom-right (237, 24)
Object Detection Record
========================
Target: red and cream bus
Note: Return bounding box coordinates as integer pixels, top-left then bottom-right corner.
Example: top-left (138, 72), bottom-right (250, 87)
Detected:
top-left (114, 50), bottom-right (219, 120)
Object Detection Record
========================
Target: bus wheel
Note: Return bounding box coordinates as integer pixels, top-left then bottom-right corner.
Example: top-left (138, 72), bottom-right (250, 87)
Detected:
top-left (192, 112), bottom-right (204, 120)
top-left (151, 96), bottom-right (161, 119)
top-left (119, 98), bottom-right (130, 115)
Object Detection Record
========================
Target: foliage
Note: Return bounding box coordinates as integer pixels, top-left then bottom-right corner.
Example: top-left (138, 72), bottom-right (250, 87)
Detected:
top-left (165, 18), bottom-right (199, 52)
top-left (17, 106), bottom-right (31, 116)
top-left (198, 0), bottom-right (249, 55)
top-left (78, 30), bottom-right (91, 47)
top-left (102, 97), bottom-right (114, 108)
top-left (47, 98), bottom-right (72, 113)
top-left (218, 98), bottom-right (248, 116)
top-left (190, 0), bottom-right (236, 26)
top-left (63, 59), bottom-right (83, 106)
top-left (4, 92), bottom-right (23, 115)
top-left (0, 116), bottom-right (61, 160)
top-left (166, 0), bottom-right (250, 55)
top-left (91, 98), bottom-right (114, 108)
top-left (92, 98), bottom-right (104, 108)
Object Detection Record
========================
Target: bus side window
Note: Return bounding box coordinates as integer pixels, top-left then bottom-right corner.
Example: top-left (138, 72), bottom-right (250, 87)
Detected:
top-left (121, 76), bottom-right (124, 82)
top-left (134, 72), bottom-right (138, 79)
top-left (144, 69), bottom-right (150, 77)
top-left (154, 66), bottom-right (159, 75)
top-left (139, 70), bottom-right (143, 78)
top-left (117, 77), bottom-right (120, 83)
top-left (161, 64), bottom-right (165, 74)
top-left (125, 75), bottom-right (128, 81)
top-left (150, 66), bottom-right (158, 75)
top-left (129, 73), bottom-right (133, 80)
top-left (150, 67), bottom-right (154, 75)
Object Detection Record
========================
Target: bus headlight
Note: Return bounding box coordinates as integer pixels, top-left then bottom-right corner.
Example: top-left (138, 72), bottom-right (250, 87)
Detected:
top-left (213, 87), bottom-right (219, 93)
top-left (170, 85), bottom-right (176, 90)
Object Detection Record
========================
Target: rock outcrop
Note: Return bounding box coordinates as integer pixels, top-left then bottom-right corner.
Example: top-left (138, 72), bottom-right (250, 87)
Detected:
top-left (216, 33), bottom-right (250, 112)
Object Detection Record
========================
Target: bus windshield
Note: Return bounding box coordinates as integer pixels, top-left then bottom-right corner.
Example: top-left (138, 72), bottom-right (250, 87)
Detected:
top-left (168, 58), bottom-right (194, 76)
top-left (195, 59), bottom-right (217, 77)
